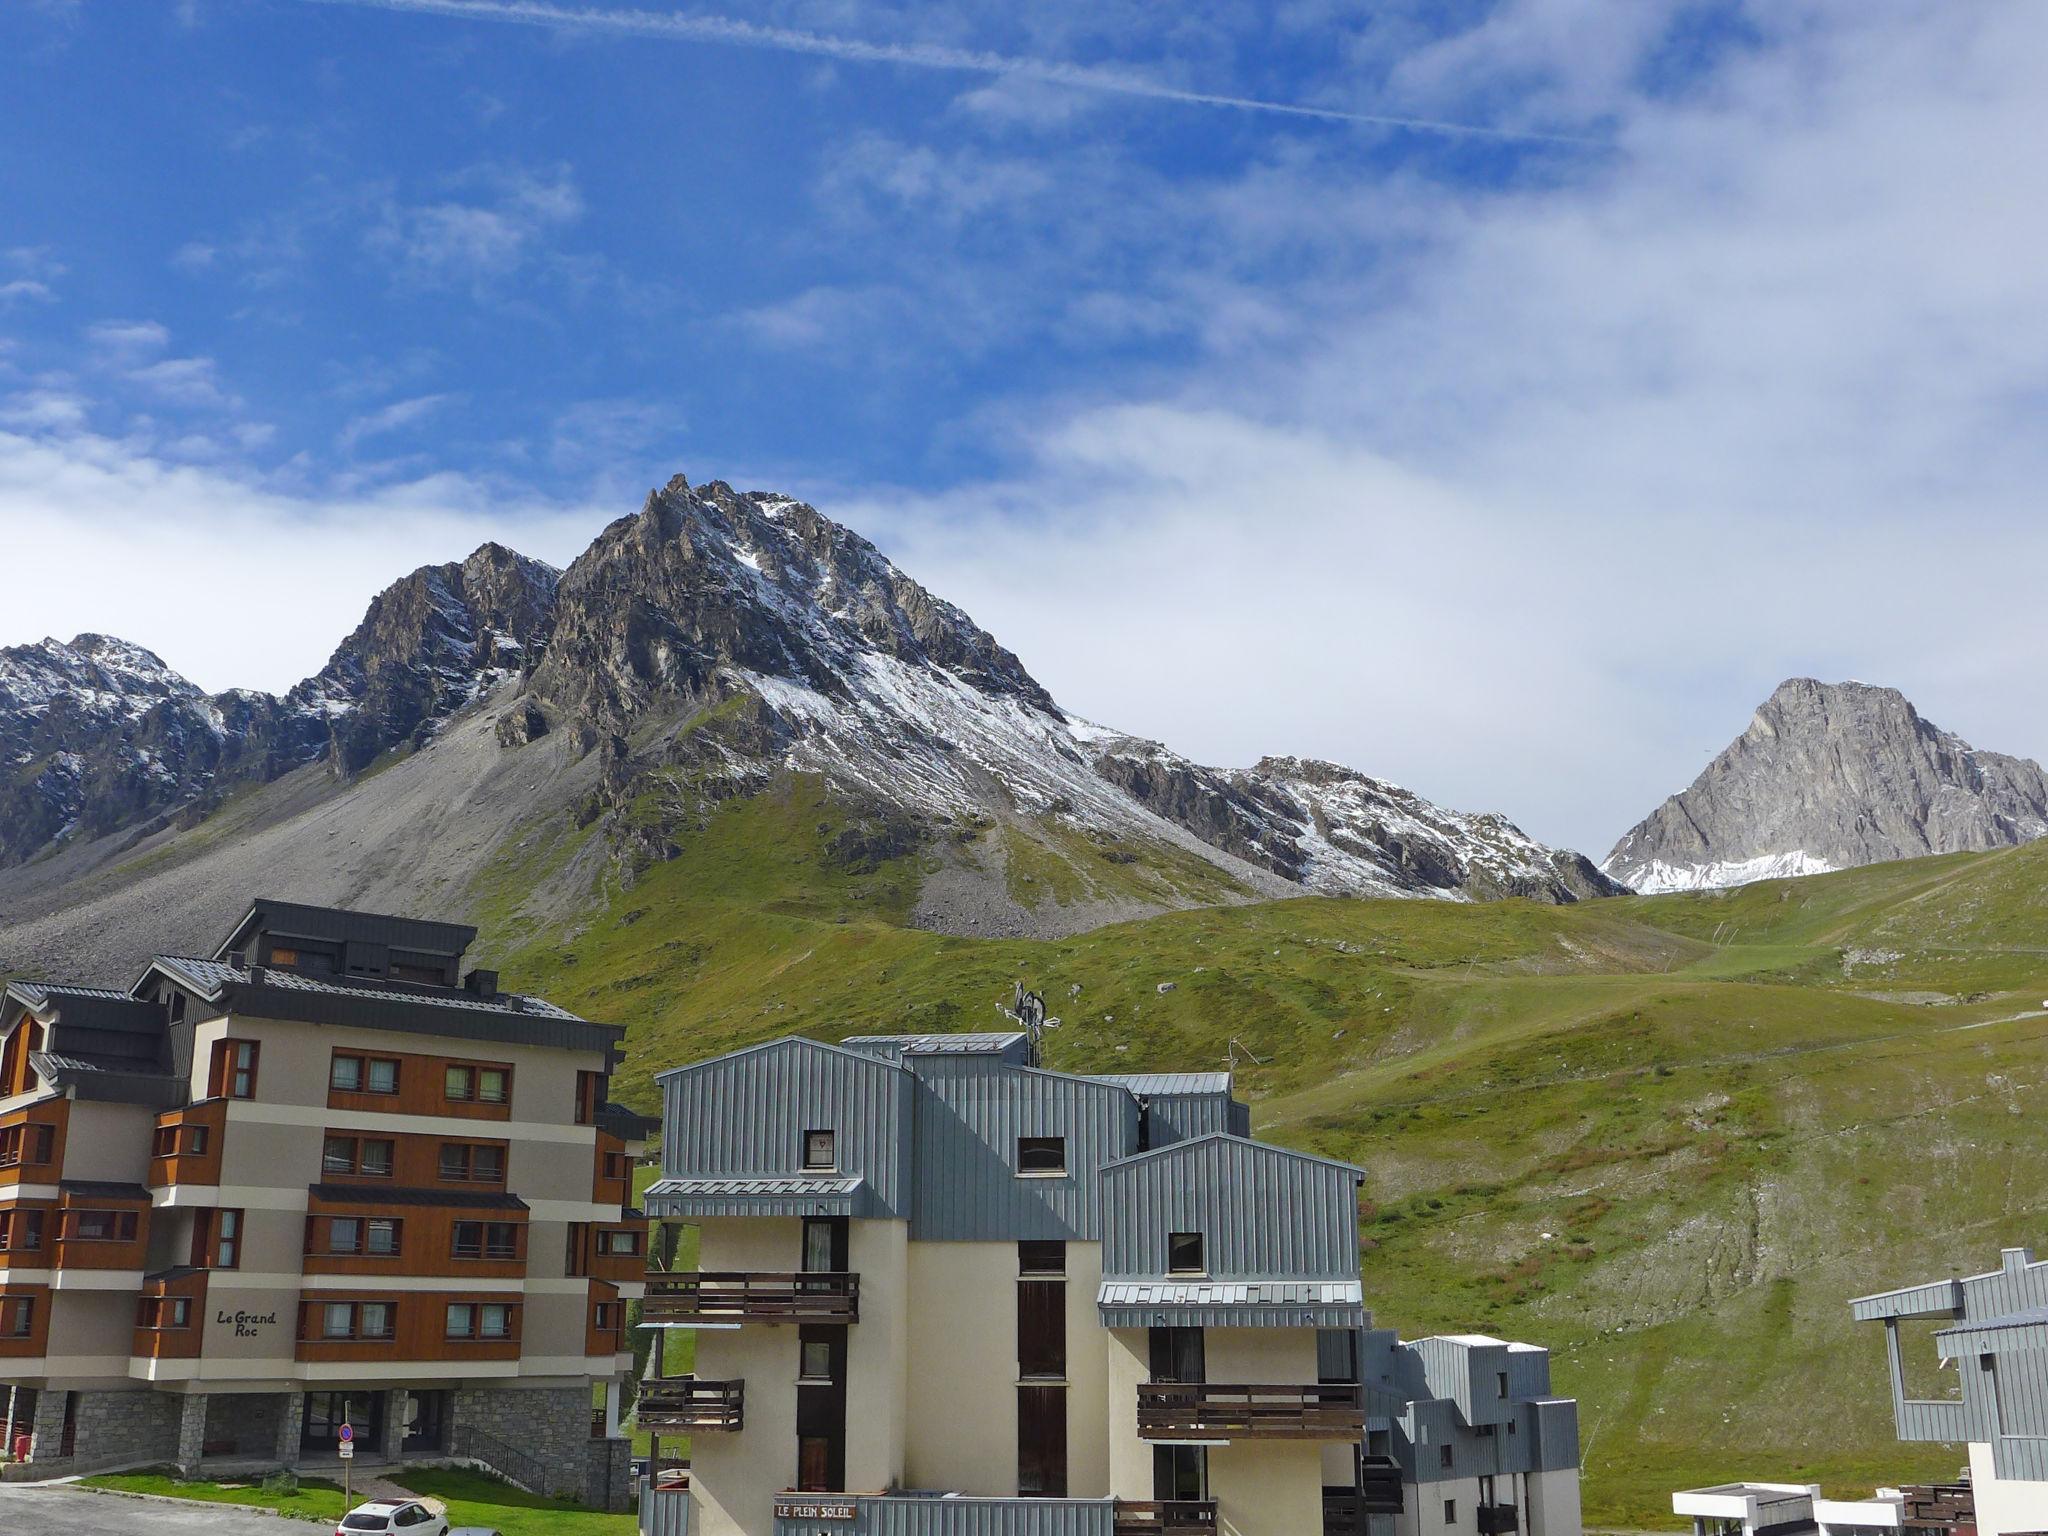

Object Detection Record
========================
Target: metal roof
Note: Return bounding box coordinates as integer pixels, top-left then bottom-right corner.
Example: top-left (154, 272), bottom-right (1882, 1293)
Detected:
top-left (1087, 1072), bottom-right (1234, 1096)
top-left (1097, 1278), bottom-right (1368, 1330)
top-left (644, 1173), bottom-right (868, 1218)
top-left (841, 1032), bottom-right (1027, 1055)
top-left (306, 1183), bottom-right (530, 1211)
top-left (9, 982), bottom-right (137, 1007)
top-left (30, 1052), bottom-right (184, 1107)
top-left (59, 1179), bottom-right (153, 1201)
top-left (214, 897), bottom-right (477, 960)
top-left (1944, 1304), bottom-right (2048, 1334)
top-left (149, 955), bottom-right (622, 1058)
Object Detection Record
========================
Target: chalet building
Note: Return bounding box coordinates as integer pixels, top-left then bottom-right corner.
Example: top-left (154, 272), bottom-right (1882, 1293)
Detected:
top-left (1852, 1246), bottom-right (2048, 1536)
top-left (637, 1030), bottom-right (1582, 1536)
top-left (0, 899), bottom-right (653, 1509)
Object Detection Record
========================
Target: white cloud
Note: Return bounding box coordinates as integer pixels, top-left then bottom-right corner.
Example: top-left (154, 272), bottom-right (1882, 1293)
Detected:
top-left (339, 392), bottom-right (457, 449)
top-left (125, 355), bottom-right (238, 410)
top-left (85, 318), bottom-right (172, 355)
top-left (0, 280), bottom-right (56, 307)
top-left (364, 164), bottom-right (584, 286)
top-left (0, 422), bottom-right (610, 695)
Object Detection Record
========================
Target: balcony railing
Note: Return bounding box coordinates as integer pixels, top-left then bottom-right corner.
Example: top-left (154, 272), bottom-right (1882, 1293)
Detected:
top-left (1136, 1382), bottom-right (1367, 1441)
top-left (641, 1271), bottom-right (860, 1324)
top-left (1899, 1485), bottom-right (1975, 1533)
top-left (637, 1377), bottom-right (744, 1433)
top-left (1477, 1504), bottom-right (1519, 1535)
top-left (1114, 1501), bottom-right (1219, 1534)
top-left (1359, 1457), bottom-right (1404, 1516)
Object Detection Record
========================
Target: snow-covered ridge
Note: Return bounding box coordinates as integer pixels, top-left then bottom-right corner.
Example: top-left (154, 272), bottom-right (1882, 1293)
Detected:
top-left (1619, 850), bottom-right (1838, 895)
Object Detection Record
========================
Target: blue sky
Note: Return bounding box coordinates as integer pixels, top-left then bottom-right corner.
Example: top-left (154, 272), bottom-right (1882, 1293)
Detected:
top-left (5, 0), bottom-right (2046, 856)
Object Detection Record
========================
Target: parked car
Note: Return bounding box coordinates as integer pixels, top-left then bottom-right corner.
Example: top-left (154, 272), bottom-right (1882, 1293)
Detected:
top-left (336, 1499), bottom-right (450, 1535)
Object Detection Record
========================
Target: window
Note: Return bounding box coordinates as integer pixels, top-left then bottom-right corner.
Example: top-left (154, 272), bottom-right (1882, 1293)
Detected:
top-left (452, 1221), bottom-right (520, 1261)
top-left (138, 1297), bottom-right (192, 1330)
top-left (324, 1217), bottom-right (402, 1260)
top-left (1167, 1231), bottom-right (1205, 1275)
top-left (1439, 1444), bottom-right (1454, 1470)
top-left (803, 1130), bottom-right (836, 1170)
top-left (1019, 1241), bottom-right (1065, 1276)
top-left (315, 1301), bottom-right (392, 1340)
top-left (0, 1210), bottom-right (44, 1253)
top-left (330, 1055), bottom-right (400, 1094)
top-left (323, 1302), bottom-right (355, 1339)
top-left (330, 1055), bottom-right (362, 1091)
top-left (1017, 1384), bottom-right (1067, 1497)
top-left (153, 1123), bottom-right (207, 1158)
top-left (1497, 1371), bottom-right (1509, 1397)
top-left (446, 1302), bottom-right (515, 1340)
top-left (2, 1297), bottom-right (32, 1338)
top-left (602, 1150), bottom-right (633, 1183)
top-left (328, 1218), bottom-right (362, 1254)
top-left (445, 1064), bottom-right (511, 1105)
top-left (1017, 1136), bottom-right (1067, 1176)
top-left (593, 1301), bottom-right (621, 1333)
top-left (214, 1040), bottom-right (259, 1099)
top-left (1444, 1500), bottom-right (1457, 1525)
top-left (69, 1209), bottom-right (138, 1242)
top-left (323, 1136), bottom-right (394, 1178)
top-left (0, 1123), bottom-right (54, 1170)
top-left (213, 1209), bottom-right (241, 1269)
top-left (367, 1218), bottom-right (399, 1255)
top-left (1149, 1326), bottom-right (1205, 1384)
top-left (576, 1070), bottom-right (604, 1125)
top-left (270, 946), bottom-right (300, 967)
top-left (800, 1337), bottom-right (834, 1380)
top-left (439, 1143), bottom-right (506, 1183)
top-left (597, 1228), bottom-right (641, 1256)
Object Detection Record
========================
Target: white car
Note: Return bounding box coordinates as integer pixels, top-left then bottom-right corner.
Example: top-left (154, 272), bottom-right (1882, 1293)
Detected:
top-left (335, 1499), bottom-right (451, 1536)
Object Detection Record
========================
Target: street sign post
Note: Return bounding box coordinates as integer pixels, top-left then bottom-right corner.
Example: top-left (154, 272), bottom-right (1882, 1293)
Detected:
top-left (339, 1418), bottom-right (353, 1508)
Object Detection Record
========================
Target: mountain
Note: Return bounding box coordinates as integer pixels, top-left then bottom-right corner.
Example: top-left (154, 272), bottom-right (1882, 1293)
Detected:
top-left (1604, 677), bottom-right (2048, 892)
top-left (0, 473), bottom-right (1615, 981)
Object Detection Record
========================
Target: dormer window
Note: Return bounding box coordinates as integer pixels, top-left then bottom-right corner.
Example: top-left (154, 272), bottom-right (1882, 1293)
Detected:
top-left (803, 1130), bottom-right (836, 1171)
top-left (1168, 1231), bottom-right (1205, 1276)
top-left (1017, 1136), bottom-right (1067, 1177)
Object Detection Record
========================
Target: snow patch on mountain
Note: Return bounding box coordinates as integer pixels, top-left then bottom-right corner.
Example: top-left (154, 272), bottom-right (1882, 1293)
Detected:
top-left (1620, 850), bottom-right (1838, 894)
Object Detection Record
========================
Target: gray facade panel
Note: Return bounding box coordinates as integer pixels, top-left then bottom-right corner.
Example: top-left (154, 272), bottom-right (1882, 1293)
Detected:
top-left (1100, 1136), bottom-right (1363, 1283)
top-left (908, 1058), bottom-right (1139, 1242)
top-left (774, 1497), bottom-right (1115, 1536)
top-left (659, 1038), bottom-right (915, 1219)
top-left (1140, 1092), bottom-right (1243, 1147)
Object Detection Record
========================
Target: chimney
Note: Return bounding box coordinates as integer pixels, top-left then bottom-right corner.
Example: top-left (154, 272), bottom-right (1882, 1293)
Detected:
top-left (227, 951), bottom-right (246, 971)
top-left (464, 969), bottom-right (499, 999)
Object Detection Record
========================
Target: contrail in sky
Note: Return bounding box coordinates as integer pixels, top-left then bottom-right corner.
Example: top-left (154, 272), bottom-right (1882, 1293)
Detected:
top-left (292, 0), bottom-right (1601, 146)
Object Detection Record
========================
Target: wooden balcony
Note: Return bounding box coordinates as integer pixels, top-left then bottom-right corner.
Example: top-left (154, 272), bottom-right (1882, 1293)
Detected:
top-left (637, 1377), bottom-right (744, 1433)
top-left (1114, 1500), bottom-right (1218, 1534)
top-left (1900, 1485), bottom-right (1974, 1533)
top-left (641, 1270), bottom-right (859, 1324)
top-left (1136, 1382), bottom-right (1367, 1441)
top-left (148, 1099), bottom-right (226, 1188)
top-left (1477, 1504), bottom-right (1519, 1535)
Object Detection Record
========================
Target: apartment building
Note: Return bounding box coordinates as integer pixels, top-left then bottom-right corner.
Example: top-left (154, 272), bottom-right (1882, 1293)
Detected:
top-left (0, 898), bottom-right (653, 1509)
top-left (637, 1030), bottom-right (1581, 1536)
top-left (1851, 1245), bottom-right (2048, 1536)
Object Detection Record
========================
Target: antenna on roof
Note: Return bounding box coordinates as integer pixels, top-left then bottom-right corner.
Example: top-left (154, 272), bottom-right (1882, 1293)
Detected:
top-left (1224, 1036), bottom-right (1267, 1071)
top-left (999, 982), bottom-right (1060, 1067)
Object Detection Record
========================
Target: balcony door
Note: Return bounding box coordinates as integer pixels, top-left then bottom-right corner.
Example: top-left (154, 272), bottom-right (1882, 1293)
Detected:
top-left (1153, 1444), bottom-right (1208, 1502)
top-left (1149, 1326), bottom-right (1205, 1383)
top-left (800, 1216), bottom-right (847, 1293)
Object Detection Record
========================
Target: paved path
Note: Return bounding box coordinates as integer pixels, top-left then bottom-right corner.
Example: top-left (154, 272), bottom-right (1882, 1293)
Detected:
top-left (0, 1481), bottom-right (308, 1534)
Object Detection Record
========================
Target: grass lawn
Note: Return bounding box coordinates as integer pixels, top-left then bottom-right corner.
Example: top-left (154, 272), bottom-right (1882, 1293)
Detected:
top-left (394, 1468), bottom-right (637, 1534)
top-left (80, 1471), bottom-right (347, 1521)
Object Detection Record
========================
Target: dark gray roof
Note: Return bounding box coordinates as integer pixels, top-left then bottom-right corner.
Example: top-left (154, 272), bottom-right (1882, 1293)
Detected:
top-left (307, 1183), bottom-right (529, 1211)
top-left (215, 897), bottom-right (477, 961)
top-left (144, 1265), bottom-right (204, 1284)
top-left (31, 1052), bottom-right (183, 1107)
top-left (596, 1102), bottom-right (659, 1142)
top-left (150, 956), bottom-right (621, 1059)
top-left (59, 1179), bottom-right (152, 1201)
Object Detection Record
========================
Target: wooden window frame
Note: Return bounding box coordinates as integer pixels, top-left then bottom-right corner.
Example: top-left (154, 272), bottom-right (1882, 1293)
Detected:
top-left (0, 1124), bottom-right (54, 1171)
top-left (211, 1208), bottom-right (243, 1269)
top-left (445, 1301), bottom-right (518, 1342)
top-left (211, 1040), bottom-right (260, 1100)
top-left (137, 1296), bottom-right (193, 1331)
top-left (444, 1063), bottom-right (512, 1107)
top-left (66, 1208), bottom-right (139, 1243)
top-left (437, 1141), bottom-right (507, 1185)
top-left (2, 1296), bottom-right (33, 1338)
top-left (322, 1134), bottom-right (396, 1179)
top-left (450, 1221), bottom-right (521, 1262)
top-left (329, 1053), bottom-right (402, 1096)
top-left (0, 1209), bottom-right (45, 1253)
top-left (575, 1071), bottom-right (604, 1126)
top-left (309, 1299), bottom-right (396, 1342)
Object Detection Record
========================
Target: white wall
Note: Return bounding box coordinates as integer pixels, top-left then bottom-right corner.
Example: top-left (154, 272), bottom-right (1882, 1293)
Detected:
top-left (1969, 1442), bottom-right (2048, 1536)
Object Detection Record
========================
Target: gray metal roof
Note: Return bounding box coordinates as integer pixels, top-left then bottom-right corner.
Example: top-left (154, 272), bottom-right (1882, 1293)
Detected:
top-left (842, 1032), bottom-right (1028, 1055)
top-left (59, 1179), bottom-right (152, 1201)
top-left (30, 1052), bottom-right (184, 1107)
top-left (9, 982), bottom-right (137, 1007)
top-left (149, 955), bottom-right (621, 1057)
top-left (1943, 1303), bottom-right (2048, 1336)
top-left (1097, 1279), bottom-right (1368, 1330)
top-left (1087, 1072), bottom-right (1234, 1096)
top-left (645, 1173), bottom-right (868, 1218)
top-left (214, 897), bottom-right (477, 960)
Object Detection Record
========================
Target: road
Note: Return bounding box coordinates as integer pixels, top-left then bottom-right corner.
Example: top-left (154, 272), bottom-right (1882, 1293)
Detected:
top-left (0, 1482), bottom-right (310, 1534)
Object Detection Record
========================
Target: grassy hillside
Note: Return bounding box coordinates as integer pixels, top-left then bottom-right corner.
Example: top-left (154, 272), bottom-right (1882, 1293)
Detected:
top-left (473, 778), bottom-right (2048, 1527)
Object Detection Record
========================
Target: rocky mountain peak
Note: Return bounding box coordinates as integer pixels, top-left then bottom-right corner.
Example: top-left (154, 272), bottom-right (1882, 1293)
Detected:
top-left (1605, 677), bottom-right (2048, 892)
top-left (528, 473), bottom-right (1055, 741)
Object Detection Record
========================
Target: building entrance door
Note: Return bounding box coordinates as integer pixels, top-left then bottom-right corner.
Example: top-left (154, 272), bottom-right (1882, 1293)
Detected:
top-left (301, 1391), bottom-right (383, 1454)
top-left (401, 1390), bottom-right (448, 1453)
